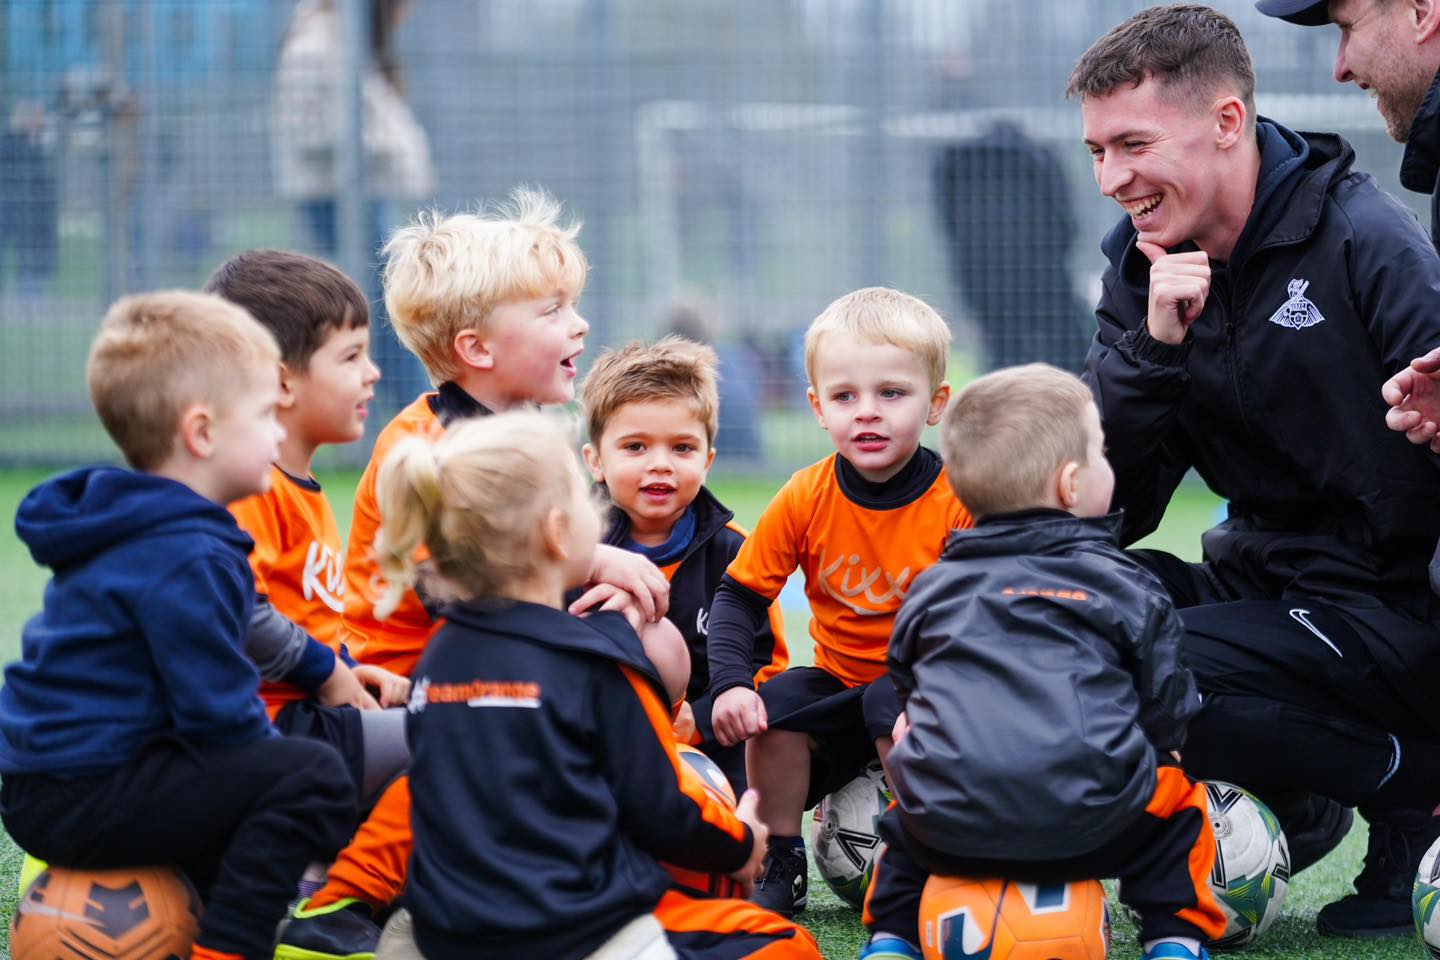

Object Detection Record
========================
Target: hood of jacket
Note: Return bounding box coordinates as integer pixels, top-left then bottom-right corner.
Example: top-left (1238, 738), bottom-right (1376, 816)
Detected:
top-left (15, 466), bottom-right (252, 571)
top-left (943, 509), bottom-right (1123, 562)
top-left (441, 599), bottom-right (662, 687)
top-left (1401, 66), bottom-right (1440, 196)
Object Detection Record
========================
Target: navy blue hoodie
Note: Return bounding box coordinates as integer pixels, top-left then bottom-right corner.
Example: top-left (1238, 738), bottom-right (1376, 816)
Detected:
top-left (0, 467), bottom-right (275, 776)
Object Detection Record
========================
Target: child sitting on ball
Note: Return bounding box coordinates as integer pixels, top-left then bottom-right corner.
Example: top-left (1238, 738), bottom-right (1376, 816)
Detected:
top-left (861, 364), bottom-right (1227, 960)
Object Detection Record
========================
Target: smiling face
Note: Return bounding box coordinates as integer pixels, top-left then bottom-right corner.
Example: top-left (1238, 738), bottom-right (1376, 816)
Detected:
top-left (1330, 0), bottom-right (1437, 142)
top-left (806, 331), bottom-right (949, 484)
top-left (1082, 77), bottom-right (1240, 254)
top-left (480, 289), bottom-right (589, 409)
top-left (583, 398), bottom-right (715, 546)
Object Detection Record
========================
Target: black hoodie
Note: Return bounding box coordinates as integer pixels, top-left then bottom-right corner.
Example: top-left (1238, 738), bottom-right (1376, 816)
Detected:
top-left (403, 601), bottom-right (753, 960)
top-left (1085, 120), bottom-right (1440, 709)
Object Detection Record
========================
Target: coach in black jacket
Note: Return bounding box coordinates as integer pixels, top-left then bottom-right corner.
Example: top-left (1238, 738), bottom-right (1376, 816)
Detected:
top-left (1073, 6), bottom-right (1440, 938)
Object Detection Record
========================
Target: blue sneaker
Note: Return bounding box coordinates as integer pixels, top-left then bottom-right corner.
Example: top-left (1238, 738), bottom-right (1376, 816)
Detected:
top-left (858, 935), bottom-right (924, 960)
top-left (1143, 943), bottom-right (1210, 960)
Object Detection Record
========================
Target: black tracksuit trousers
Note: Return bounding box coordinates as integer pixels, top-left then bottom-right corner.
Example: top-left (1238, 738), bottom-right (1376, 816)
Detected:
top-left (1, 734), bottom-right (356, 959)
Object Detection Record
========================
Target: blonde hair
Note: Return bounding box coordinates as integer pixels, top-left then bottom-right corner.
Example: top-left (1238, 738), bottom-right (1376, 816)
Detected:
top-left (86, 290), bottom-right (281, 471)
top-left (374, 410), bottom-right (596, 617)
top-left (804, 287), bottom-right (951, 391)
top-left (581, 336), bottom-right (719, 448)
top-left (941, 363), bottom-right (1094, 519)
top-left (382, 186), bottom-right (588, 386)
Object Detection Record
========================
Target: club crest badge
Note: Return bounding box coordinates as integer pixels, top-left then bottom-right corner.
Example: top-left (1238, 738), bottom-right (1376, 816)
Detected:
top-left (1267, 279), bottom-right (1325, 330)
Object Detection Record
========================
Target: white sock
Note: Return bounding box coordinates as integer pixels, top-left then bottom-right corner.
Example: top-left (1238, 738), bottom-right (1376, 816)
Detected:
top-left (1142, 936), bottom-right (1202, 957)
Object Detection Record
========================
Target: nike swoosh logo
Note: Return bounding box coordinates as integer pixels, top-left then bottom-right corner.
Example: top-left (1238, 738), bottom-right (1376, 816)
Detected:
top-left (1289, 608), bottom-right (1343, 659)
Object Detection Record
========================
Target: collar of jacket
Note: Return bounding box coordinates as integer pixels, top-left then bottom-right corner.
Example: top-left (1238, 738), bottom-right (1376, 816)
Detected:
top-left (1102, 119), bottom-right (1348, 289)
top-left (1401, 66), bottom-right (1440, 195)
top-left (601, 484), bottom-right (735, 566)
top-left (428, 381), bottom-right (495, 427)
top-left (941, 509), bottom-right (1125, 560)
top-left (441, 598), bottom-right (662, 684)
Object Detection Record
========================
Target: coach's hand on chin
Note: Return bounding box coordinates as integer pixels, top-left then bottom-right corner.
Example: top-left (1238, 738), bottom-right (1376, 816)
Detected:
top-left (1139, 240), bottom-right (1210, 345)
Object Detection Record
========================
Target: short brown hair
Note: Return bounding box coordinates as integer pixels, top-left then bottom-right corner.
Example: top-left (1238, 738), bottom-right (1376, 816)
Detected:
top-left (382, 186), bottom-right (587, 385)
top-left (941, 364), bottom-right (1094, 519)
top-left (87, 291), bottom-right (281, 471)
top-left (204, 249), bottom-right (368, 371)
top-left (581, 337), bottom-right (719, 447)
top-left (1066, 4), bottom-right (1255, 117)
top-left (804, 287), bottom-right (950, 391)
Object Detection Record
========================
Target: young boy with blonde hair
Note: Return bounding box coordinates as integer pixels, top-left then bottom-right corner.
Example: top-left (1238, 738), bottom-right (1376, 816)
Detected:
top-left (706, 287), bottom-right (973, 916)
top-left (207, 250), bottom-right (410, 813)
top-left (581, 336), bottom-right (788, 790)
top-left (861, 364), bottom-right (1223, 960)
top-left (0, 292), bottom-right (355, 960)
top-left (276, 189), bottom-right (676, 960)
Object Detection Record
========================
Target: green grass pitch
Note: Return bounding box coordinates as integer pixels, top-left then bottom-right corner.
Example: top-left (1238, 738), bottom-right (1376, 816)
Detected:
top-left (0, 469), bottom-right (1426, 958)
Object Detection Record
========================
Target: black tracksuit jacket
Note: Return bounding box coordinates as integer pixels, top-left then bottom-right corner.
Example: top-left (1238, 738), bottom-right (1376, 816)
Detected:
top-left (886, 510), bottom-right (1197, 861)
top-left (602, 485), bottom-right (783, 703)
top-left (1086, 119), bottom-right (1440, 706)
top-left (403, 601), bottom-right (753, 960)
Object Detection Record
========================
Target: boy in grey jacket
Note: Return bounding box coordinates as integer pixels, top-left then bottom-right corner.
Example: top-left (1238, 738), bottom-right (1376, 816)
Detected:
top-left (860, 364), bottom-right (1226, 960)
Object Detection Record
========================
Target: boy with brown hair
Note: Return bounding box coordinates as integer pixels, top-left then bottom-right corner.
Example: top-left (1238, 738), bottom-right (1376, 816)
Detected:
top-left (705, 287), bottom-right (973, 916)
top-left (207, 250), bottom-right (410, 812)
top-left (860, 364), bottom-right (1223, 960)
top-left (580, 335), bottom-right (789, 790)
top-left (0, 291), bottom-right (355, 960)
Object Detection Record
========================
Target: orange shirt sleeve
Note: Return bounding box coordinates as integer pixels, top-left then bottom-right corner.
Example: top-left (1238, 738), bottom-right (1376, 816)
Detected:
top-left (723, 469), bottom-right (811, 601)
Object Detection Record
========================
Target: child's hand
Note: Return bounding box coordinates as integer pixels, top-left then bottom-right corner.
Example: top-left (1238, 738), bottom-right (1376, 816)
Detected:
top-left (672, 700), bottom-right (697, 744)
top-left (315, 660), bottom-right (381, 711)
top-left (712, 687), bottom-right (767, 747)
top-left (891, 711), bottom-right (910, 745)
top-left (354, 664), bottom-right (412, 708)
top-left (570, 582), bottom-right (647, 633)
top-left (583, 545), bottom-right (670, 621)
top-left (728, 789), bottom-right (769, 897)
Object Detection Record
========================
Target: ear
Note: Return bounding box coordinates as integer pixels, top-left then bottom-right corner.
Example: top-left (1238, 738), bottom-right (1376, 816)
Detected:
top-left (926, 381), bottom-right (952, 426)
top-left (702, 445), bottom-right (717, 475)
top-left (1215, 95), bottom-right (1248, 150)
top-left (539, 506), bottom-right (568, 560)
top-left (454, 329), bottom-right (495, 373)
top-left (277, 362), bottom-right (300, 410)
top-left (177, 402), bottom-right (215, 459)
top-left (1415, 0), bottom-right (1440, 43)
top-left (581, 442), bottom-right (605, 483)
top-left (807, 386), bottom-right (826, 429)
top-left (1056, 460), bottom-right (1082, 511)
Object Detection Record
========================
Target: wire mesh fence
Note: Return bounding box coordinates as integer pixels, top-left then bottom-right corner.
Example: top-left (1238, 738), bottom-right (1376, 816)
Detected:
top-left (0, 0), bottom-right (1421, 468)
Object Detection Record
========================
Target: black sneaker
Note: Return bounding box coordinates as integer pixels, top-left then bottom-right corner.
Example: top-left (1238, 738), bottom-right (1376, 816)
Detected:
top-left (752, 843), bottom-right (808, 917)
top-left (1316, 812), bottom-right (1440, 938)
top-left (274, 897), bottom-right (382, 960)
top-left (1280, 795), bottom-right (1354, 875)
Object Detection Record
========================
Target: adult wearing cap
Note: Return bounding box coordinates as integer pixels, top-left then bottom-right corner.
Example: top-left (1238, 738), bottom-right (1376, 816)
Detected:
top-left (1256, 0), bottom-right (1440, 592)
top-left (1076, 4), bottom-right (1440, 939)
